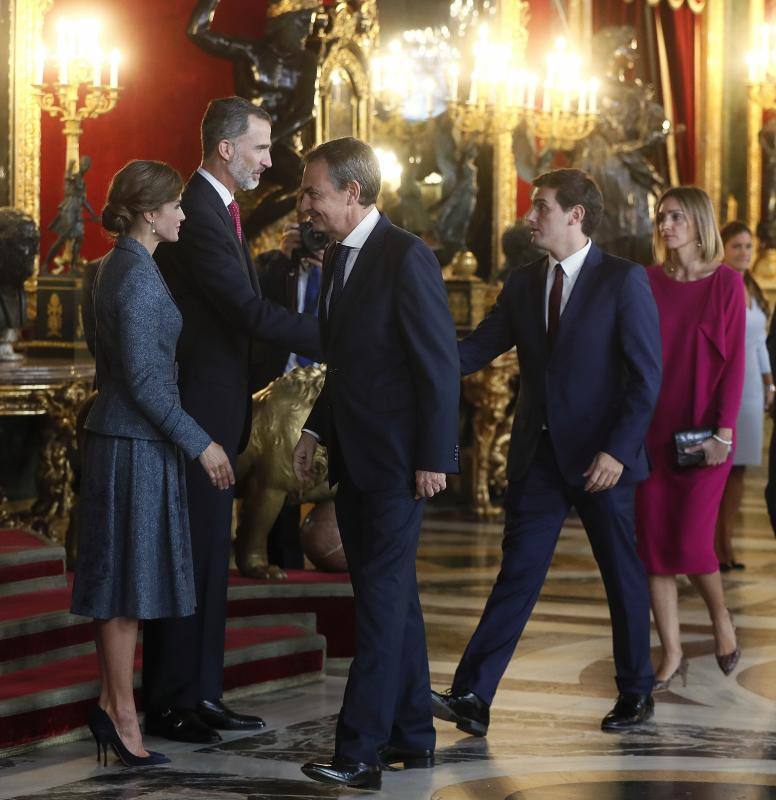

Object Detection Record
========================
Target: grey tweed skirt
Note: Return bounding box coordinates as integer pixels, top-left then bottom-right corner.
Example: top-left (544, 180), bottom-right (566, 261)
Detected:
top-left (70, 431), bottom-right (196, 620)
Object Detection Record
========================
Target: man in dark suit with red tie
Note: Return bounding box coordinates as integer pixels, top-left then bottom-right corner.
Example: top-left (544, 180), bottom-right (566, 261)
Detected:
top-left (147, 97), bottom-right (321, 743)
top-left (431, 168), bottom-right (662, 735)
top-left (292, 137), bottom-right (460, 790)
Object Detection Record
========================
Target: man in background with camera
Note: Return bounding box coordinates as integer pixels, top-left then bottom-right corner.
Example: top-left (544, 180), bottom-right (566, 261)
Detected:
top-left (254, 211), bottom-right (329, 568)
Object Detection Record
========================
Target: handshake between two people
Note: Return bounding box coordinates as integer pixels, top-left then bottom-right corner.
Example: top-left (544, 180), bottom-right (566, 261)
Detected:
top-left (292, 431), bottom-right (447, 500)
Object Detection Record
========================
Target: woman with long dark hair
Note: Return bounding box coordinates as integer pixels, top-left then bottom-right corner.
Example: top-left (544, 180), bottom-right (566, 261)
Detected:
top-left (715, 221), bottom-right (773, 570)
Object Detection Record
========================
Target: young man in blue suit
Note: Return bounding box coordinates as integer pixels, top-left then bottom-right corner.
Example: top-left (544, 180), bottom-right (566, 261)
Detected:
top-left (432, 168), bottom-right (662, 734)
top-left (292, 137), bottom-right (460, 789)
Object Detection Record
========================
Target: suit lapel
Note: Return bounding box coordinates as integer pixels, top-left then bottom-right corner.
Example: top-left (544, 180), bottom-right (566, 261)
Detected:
top-left (318, 242), bottom-right (337, 342)
top-left (328, 214), bottom-right (389, 343)
top-left (531, 256), bottom-right (550, 362)
top-left (188, 172), bottom-right (252, 278)
top-left (551, 242), bottom-right (603, 353)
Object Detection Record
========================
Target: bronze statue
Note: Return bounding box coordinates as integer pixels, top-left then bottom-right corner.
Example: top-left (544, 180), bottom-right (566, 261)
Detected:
top-left (44, 155), bottom-right (97, 275)
top-left (188, 0), bottom-right (320, 236)
top-left (758, 117), bottom-right (776, 248)
top-left (234, 364), bottom-right (334, 579)
top-left (0, 207), bottom-right (39, 360)
top-left (515, 26), bottom-right (669, 266)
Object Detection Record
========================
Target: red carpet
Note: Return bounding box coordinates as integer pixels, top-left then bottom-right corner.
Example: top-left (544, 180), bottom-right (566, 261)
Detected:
top-left (0, 528), bottom-right (353, 752)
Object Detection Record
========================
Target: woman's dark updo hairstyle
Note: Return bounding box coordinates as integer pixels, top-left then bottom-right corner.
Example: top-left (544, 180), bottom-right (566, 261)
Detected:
top-left (102, 160), bottom-right (183, 236)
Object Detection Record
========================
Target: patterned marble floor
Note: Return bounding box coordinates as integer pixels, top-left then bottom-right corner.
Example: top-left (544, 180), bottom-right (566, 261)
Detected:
top-left (2, 464), bottom-right (776, 799)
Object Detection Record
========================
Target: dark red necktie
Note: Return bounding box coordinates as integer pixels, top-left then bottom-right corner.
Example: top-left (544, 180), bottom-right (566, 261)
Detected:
top-left (547, 263), bottom-right (564, 348)
top-left (227, 200), bottom-right (243, 242)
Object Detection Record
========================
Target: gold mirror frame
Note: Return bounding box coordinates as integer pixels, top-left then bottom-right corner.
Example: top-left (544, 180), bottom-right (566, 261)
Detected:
top-left (10, 0), bottom-right (53, 310)
top-left (313, 0), bottom-right (375, 145)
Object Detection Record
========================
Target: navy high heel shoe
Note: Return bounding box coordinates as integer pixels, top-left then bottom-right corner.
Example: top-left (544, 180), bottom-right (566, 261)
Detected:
top-left (88, 707), bottom-right (170, 767)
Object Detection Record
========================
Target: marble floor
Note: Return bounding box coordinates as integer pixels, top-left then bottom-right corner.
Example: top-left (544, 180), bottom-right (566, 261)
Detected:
top-left (2, 465), bottom-right (776, 799)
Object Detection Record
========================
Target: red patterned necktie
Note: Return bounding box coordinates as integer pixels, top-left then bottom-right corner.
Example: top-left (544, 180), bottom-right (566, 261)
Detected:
top-left (547, 263), bottom-right (564, 348)
top-left (227, 200), bottom-right (243, 242)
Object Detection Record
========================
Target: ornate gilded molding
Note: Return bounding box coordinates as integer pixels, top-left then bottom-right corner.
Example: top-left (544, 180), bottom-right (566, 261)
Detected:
top-left (313, 0), bottom-right (376, 144)
top-left (748, 0), bottom-right (765, 237)
top-left (267, 0), bottom-right (318, 18)
top-left (11, 0), bottom-right (53, 316)
top-left (697, 0), bottom-right (724, 213)
top-left (624, 0), bottom-right (706, 11)
top-left (489, 0), bottom-right (529, 281)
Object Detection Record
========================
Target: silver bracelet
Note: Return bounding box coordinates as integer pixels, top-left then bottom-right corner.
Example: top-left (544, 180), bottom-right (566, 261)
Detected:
top-left (712, 433), bottom-right (733, 447)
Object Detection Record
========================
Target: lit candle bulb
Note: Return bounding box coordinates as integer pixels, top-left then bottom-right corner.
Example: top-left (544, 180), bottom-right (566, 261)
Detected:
top-left (34, 45), bottom-right (46, 85)
top-left (109, 49), bottom-right (120, 89)
top-left (542, 80), bottom-right (552, 113)
top-left (526, 75), bottom-right (537, 110)
top-left (577, 81), bottom-right (587, 114)
top-left (58, 56), bottom-right (68, 86)
top-left (588, 78), bottom-right (599, 114)
top-left (92, 52), bottom-right (102, 87)
top-left (448, 63), bottom-right (459, 102)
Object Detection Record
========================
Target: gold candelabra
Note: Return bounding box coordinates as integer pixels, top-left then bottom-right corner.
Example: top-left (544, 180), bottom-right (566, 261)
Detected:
top-left (33, 19), bottom-right (121, 176)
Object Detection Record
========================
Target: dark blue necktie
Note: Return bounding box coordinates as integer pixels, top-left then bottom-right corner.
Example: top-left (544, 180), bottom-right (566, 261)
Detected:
top-left (329, 243), bottom-right (351, 314)
top-left (297, 265), bottom-right (321, 367)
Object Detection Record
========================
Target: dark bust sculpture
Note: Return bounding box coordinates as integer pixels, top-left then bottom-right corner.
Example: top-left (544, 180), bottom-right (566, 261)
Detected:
top-left (188, 0), bottom-right (320, 236)
top-left (0, 207), bottom-right (39, 360)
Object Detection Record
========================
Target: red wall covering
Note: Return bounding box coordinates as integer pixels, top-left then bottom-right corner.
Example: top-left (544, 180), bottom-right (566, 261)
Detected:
top-left (39, 0), bottom-right (267, 262)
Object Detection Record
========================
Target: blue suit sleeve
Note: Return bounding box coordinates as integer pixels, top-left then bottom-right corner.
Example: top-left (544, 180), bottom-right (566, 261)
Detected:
top-left (396, 242), bottom-right (460, 473)
top-left (602, 265), bottom-right (662, 467)
top-left (115, 267), bottom-right (212, 461)
top-left (458, 273), bottom-right (518, 375)
top-left (177, 207), bottom-right (322, 361)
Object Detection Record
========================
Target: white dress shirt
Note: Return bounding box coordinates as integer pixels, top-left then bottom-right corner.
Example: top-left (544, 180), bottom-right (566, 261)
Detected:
top-left (325, 206), bottom-right (381, 313)
top-left (544, 239), bottom-right (592, 328)
top-left (284, 266), bottom-right (314, 374)
top-left (197, 166), bottom-right (233, 206)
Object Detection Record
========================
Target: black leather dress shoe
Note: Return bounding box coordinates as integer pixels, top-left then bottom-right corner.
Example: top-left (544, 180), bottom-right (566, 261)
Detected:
top-left (431, 688), bottom-right (489, 737)
top-left (301, 757), bottom-right (381, 789)
top-left (196, 699), bottom-right (265, 731)
top-left (145, 708), bottom-right (222, 743)
top-left (601, 692), bottom-right (654, 732)
top-left (378, 744), bottom-right (434, 769)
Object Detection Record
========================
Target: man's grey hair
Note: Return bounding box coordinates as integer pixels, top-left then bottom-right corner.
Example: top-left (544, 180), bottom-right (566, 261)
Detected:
top-left (304, 137), bottom-right (381, 206)
top-left (201, 96), bottom-right (271, 158)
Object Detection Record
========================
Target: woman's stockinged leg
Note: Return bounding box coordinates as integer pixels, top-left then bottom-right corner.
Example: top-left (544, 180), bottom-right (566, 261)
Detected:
top-left (94, 617), bottom-right (148, 757)
top-left (648, 574), bottom-right (683, 681)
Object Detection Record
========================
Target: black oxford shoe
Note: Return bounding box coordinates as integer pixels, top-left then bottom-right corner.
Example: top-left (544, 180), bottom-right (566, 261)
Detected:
top-left (145, 707), bottom-right (221, 744)
top-left (301, 757), bottom-right (381, 789)
top-left (601, 692), bottom-right (654, 732)
top-left (431, 688), bottom-right (490, 737)
top-left (196, 699), bottom-right (265, 731)
top-left (378, 744), bottom-right (435, 769)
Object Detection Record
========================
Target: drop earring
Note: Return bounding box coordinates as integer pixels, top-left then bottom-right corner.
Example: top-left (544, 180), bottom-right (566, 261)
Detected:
top-left (150, 218), bottom-right (156, 235)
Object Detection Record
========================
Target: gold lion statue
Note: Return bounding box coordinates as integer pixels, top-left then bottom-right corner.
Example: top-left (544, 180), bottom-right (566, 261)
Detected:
top-left (233, 364), bottom-right (334, 579)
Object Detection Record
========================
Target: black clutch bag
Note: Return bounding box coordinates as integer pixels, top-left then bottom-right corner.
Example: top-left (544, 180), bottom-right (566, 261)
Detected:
top-left (673, 427), bottom-right (713, 467)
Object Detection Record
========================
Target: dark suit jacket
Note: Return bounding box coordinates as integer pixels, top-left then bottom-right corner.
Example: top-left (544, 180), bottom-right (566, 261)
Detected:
top-left (86, 236), bottom-right (211, 461)
top-left (155, 172), bottom-right (321, 454)
top-left (305, 213), bottom-right (460, 492)
top-left (459, 243), bottom-right (662, 486)
top-left (254, 249), bottom-right (299, 389)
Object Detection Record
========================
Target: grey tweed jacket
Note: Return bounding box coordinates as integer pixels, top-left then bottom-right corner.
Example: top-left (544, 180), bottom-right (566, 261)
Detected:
top-left (85, 235), bottom-right (211, 461)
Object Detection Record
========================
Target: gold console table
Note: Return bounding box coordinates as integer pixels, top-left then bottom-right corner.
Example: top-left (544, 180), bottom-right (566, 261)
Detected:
top-left (0, 358), bottom-right (94, 541)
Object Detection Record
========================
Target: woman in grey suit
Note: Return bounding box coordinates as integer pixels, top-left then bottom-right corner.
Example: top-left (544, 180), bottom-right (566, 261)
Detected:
top-left (71, 160), bottom-right (234, 766)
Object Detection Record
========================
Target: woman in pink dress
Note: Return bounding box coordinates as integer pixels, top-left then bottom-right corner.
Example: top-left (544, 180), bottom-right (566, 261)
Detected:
top-left (636, 186), bottom-right (745, 692)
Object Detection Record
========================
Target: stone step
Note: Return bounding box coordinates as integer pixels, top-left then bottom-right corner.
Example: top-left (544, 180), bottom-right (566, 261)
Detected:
top-left (0, 622), bottom-right (326, 751)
